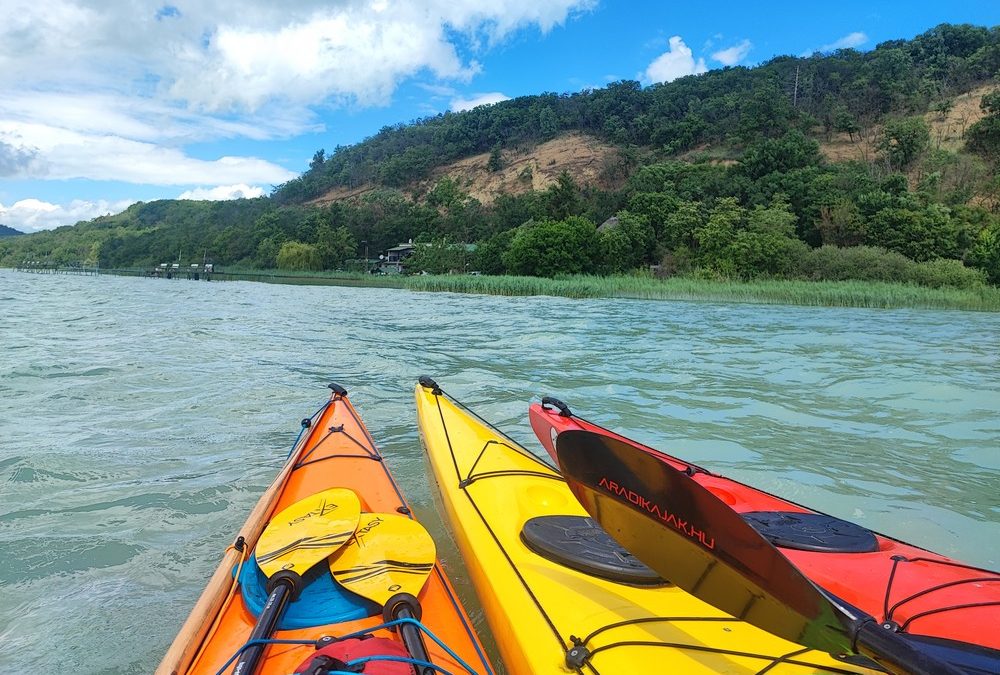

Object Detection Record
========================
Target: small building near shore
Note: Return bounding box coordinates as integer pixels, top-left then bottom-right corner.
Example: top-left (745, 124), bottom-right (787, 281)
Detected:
top-left (379, 242), bottom-right (416, 274)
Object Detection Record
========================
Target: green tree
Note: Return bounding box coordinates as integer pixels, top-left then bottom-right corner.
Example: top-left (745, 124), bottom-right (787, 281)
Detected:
top-left (538, 106), bottom-right (559, 138)
top-left (738, 130), bottom-right (823, 180)
top-left (691, 196), bottom-right (808, 278)
top-left (736, 196), bottom-right (809, 278)
top-left (598, 225), bottom-right (633, 274)
top-left (426, 177), bottom-right (465, 208)
top-left (626, 192), bottom-right (680, 243)
top-left (867, 204), bottom-right (960, 261)
top-left (405, 237), bottom-right (466, 274)
top-left (966, 219), bottom-right (1000, 284)
top-left (662, 201), bottom-right (704, 251)
top-left (734, 79), bottom-right (795, 143)
top-left (473, 228), bottom-right (517, 275)
top-left (502, 217), bottom-right (599, 277)
top-left (597, 212), bottom-right (655, 273)
top-left (747, 195), bottom-right (797, 236)
top-left (816, 200), bottom-right (866, 246)
top-left (309, 149), bottom-right (326, 172)
top-left (729, 230), bottom-right (809, 279)
top-left (966, 90), bottom-right (1000, 164)
top-left (834, 106), bottom-right (861, 141)
top-left (276, 241), bottom-right (322, 270)
top-left (546, 171), bottom-right (582, 220)
top-left (878, 117), bottom-right (930, 170)
top-left (316, 224), bottom-right (356, 269)
top-left (487, 145), bottom-right (503, 172)
top-left (694, 197), bottom-right (744, 275)
top-left (84, 241), bottom-right (101, 266)
top-left (254, 233), bottom-right (287, 268)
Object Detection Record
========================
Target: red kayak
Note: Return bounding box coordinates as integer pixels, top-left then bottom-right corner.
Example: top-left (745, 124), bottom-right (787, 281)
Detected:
top-left (529, 397), bottom-right (1000, 654)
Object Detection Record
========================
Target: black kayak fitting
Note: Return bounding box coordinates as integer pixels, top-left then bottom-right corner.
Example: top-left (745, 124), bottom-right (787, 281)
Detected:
top-left (520, 515), bottom-right (664, 585)
top-left (742, 511), bottom-right (879, 554)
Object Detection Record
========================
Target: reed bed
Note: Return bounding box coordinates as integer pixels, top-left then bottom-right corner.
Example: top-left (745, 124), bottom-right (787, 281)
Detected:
top-left (215, 268), bottom-right (406, 288)
top-left (76, 265), bottom-right (1000, 311)
top-left (401, 274), bottom-right (1000, 311)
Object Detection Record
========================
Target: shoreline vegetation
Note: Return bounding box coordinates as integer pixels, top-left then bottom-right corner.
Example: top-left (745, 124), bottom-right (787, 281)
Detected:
top-left (224, 270), bottom-right (1000, 311)
top-left (19, 266), bottom-right (996, 311)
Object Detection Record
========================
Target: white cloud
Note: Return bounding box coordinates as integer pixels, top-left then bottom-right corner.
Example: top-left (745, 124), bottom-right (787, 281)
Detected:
top-left (450, 92), bottom-right (511, 112)
top-left (815, 32), bottom-right (869, 53)
top-left (1, 1), bottom-right (594, 112)
top-left (0, 184), bottom-right (266, 233)
top-left (172, 13), bottom-right (477, 112)
top-left (711, 39), bottom-right (752, 66)
top-left (0, 91), bottom-right (313, 145)
top-left (0, 197), bottom-right (136, 233)
top-left (177, 184), bottom-right (265, 200)
top-left (644, 36), bottom-right (707, 84)
top-left (0, 139), bottom-right (41, 176)
top-left (0, 120), bottom-right (296, 185)
top-left (0, 0), bottom-right (595, 191)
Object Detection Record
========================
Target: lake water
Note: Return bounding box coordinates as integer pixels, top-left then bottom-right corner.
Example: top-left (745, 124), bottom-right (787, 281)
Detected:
top-left (1, 269), bottom-right (998, 673)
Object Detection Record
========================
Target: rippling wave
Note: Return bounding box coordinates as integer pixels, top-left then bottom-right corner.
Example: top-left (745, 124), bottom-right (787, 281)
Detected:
top-left (0, 270), bottom-right (997, 672)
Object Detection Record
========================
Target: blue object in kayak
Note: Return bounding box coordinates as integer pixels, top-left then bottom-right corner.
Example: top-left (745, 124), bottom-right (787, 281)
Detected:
top-left (236, 554), bottom-right (379, 630)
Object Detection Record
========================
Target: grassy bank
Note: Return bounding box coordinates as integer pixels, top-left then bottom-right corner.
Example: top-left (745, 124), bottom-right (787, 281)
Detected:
top-left (11, 265), bottom-right (999, 311)
top-left (221, 268), bottom-right (1000, 311)
top-left (217, 268), bottom-right (405, 288)
top-left (400, 274), bottom-right (1000, 311)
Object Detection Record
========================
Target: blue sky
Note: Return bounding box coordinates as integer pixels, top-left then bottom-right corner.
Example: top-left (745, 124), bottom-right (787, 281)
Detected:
top-left (2, 1), bottom-right (998, 232)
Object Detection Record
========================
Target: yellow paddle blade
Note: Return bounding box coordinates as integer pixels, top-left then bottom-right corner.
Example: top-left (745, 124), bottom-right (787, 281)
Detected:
top-left (255, 487), bottom-right (361, 579)
top-left (328, 513), bottom-right (435, 606)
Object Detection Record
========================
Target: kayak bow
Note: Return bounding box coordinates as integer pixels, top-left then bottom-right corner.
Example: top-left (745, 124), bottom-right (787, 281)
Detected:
top-left (159, 382), bottom-right (493, 675)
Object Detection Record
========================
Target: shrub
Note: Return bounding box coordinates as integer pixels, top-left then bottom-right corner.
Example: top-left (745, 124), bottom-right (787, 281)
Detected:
top-left (907, 258), bottom-right (987, 289)
top-left (803, 245), bottom-right (914, 282)
top-left (801, 245), bottom-right (987, 289)
top-left (730, 232), bottom-right (810, 279)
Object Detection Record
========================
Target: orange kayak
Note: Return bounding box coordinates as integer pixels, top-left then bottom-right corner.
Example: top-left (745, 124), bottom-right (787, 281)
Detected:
top-left (158, 383), bottom-right (493, 675)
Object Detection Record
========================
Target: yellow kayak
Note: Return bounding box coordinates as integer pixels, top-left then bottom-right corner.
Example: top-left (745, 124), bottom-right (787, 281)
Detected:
top-left (415, 378), bottom-right (877, 675)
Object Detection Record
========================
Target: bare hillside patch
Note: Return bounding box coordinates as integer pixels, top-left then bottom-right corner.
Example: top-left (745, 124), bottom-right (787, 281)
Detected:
top-left (818, 83), bottom-right (994, 163)
top-left (309, 133), bottom-right (620, 207)
top-left (417, 133), bottom-right (621, 204)
top-left (925, 84), bottom-right (993, 151)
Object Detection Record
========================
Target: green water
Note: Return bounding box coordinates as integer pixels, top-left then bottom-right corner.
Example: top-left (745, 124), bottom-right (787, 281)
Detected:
top-left (0, 269), bottom-right (997, 673)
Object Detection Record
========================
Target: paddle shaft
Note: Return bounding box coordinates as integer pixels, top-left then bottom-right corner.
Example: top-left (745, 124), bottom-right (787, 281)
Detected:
top-left (856, 622), bottom-right (965, 675)
top-left (231, 580), bottom-right (293, 675)
top-left (394, 603), bottom-right (433, 675)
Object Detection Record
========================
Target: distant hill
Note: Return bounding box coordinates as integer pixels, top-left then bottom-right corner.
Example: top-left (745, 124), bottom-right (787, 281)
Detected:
top-left (275, 22), bottom-right (1000, 205)
top-left (0, 224), bottom-right (24, 237)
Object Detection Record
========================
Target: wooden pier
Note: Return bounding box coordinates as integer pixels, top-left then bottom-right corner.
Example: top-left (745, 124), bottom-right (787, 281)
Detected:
top-left (15, 261), bottom-right (101, 275)
top-left (13, 261), bottom-right (214, 280)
